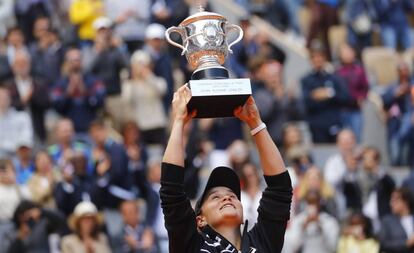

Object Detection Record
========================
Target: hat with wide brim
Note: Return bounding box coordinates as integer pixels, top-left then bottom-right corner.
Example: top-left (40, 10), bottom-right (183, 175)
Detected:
top-left (194, 166), bottom-right (241, 216)
top-left (68, 201), bottom-right (104, 231)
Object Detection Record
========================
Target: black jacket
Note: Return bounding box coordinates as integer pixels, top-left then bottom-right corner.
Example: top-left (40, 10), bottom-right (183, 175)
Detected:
top-left (160, 162), bottom-right (292, 253)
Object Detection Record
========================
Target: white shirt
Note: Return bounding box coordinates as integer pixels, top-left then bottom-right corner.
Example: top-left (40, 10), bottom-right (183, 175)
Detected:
top-left (15, 77), bottom-right (33, 101)
top-left (241, 190), bottom-right (262, 230)
top-left (0, 184), bottom-right (31, 220)
top-left (324, 153), bottom-right (346, 188)
top-left (0, 109), bottom-right (33, 156)
top-left (401, 215), bottom-right (414, 238)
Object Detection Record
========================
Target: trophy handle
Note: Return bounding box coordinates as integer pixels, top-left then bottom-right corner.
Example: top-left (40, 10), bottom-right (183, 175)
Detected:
top-left (165, 27), bottom-right (187, 55)
top-left (225, 24), bottom-right (244, 54)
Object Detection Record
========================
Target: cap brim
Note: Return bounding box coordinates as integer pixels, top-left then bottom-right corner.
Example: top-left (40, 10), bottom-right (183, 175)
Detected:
top-left (195, 166), bottom-right (240, 215)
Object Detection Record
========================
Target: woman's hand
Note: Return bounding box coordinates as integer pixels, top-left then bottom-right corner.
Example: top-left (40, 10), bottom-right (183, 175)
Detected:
top-left (234, 96), bottom-right (262, 129)
top-left (171, 84), bottom-right (196, 124)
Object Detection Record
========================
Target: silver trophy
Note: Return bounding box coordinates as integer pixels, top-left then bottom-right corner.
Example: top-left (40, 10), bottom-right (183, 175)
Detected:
top-left (165, 8), bottom-right (252, 118)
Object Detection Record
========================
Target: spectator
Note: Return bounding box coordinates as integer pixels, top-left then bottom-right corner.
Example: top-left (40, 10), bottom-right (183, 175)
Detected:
top-left (307, 0), bottom-right (340, 60)
top-left (104, 0), bottom-right (151, 53)
top-left (284, 190), bottom-right (340, 253)
top-left (199, 117), bottom-right (244, 168)
top-left (150, 0), bottom-right (188, 29)
top-left (404, 163), bottom-right (414, 188)
top-left (13, 141), bottom-right (35, 185)
top-left (227, 140), bottom-right (250, 176)
top-left (145, 158), bottom-right (168, 253)
top-left (51, 47), bottom-right (106, 135)
top-left (373, 0), bottom-right (413, 50)
top-left (143, 23), bottom-right (174, 112)
top-left (54, 151), bottom-right (96, 216)
top-left (240, 163), bottom-right (263, 230)
top-left (253, 59), bottom-right (303, 145)
top-left (8, 200), bottom-right (66, 253)
top-left (88, 120), bottom-right (134, 247)
top-left (121, 121), bottom-right (148, 174)
top-left (87, 16), bottom-right (128, 129)
top-left (296, 166), bottom-right (338, 217)
top-left (335, 43), bottom-right (369, 142)
top-left (227, 16), bottom-right (257, 78)
top-left (182, 120), bottom-right (209, 200)
top-left (27, 150), bottom-right (60, 209)
top-left (343, 147), bottom-right (395, 232)
top-left (382, 61), bottom-right (413, 166)
top-left (253, 30), bottom-right (287, 66)
top-left (29, 16), bottom-right (51, 48)
top-left (0, 86), bottom-right (33, 158)
top-left (0, 159), bottom-right (31, 252)
top-left (379, 188), bottom-right (414, 253)
top-left (301, 45), bottom-right (350, 143)
top-left (69, 0), bottom-right (105, 46)
top-left (14, 0), bottom-right (52, 43)
top-left (337, 212), bottom-right (379, 253)
top-left (47, 118), bottom-right (91, 171)
top-left (3, 27), bottom-right (28, 68)
top-left (118, 200), bottom-right (157, 253)
top-left (0, 0), bottom-right (15, 39)
top-left (30, 25), bottom-right (65, 88)
top-left (122, 50), bottom-right (167, 146)
top-left (61, 201), bottom-right (111, 253)
top-left (285, 146), bottom-right (313, 191)
top-left (281, 123), bottom-right (308, 164)
top-left (344, 0), bottom-right (377, 53)
top-left (7, 49), bottom-right (49, 142)
top-left (324, 129), bottom-right (358, 189)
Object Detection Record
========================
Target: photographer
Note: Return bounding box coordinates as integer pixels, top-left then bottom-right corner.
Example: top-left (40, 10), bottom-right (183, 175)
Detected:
top-left (8, 200), bottom-right (66, 253)
top-left (284, 190), bottom-right (339, 253)
top-left (160, 85), bottom-right (292, 252)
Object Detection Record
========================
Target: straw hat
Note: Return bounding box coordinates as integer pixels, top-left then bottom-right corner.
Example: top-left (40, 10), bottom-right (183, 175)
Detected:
top-left (68, 201), bottom-right (104, 231)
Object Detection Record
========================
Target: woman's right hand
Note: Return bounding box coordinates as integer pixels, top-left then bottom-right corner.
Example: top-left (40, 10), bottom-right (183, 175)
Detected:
top-left (171, 84), bottom-right (196, 124)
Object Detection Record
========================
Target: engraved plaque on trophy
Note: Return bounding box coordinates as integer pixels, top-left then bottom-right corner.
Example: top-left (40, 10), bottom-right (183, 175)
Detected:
top-left (165, 8), bottom-right (252, 118)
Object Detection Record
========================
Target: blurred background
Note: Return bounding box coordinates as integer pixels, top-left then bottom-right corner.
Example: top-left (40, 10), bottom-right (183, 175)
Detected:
top-left (0, 0), bottom-right (413, 252)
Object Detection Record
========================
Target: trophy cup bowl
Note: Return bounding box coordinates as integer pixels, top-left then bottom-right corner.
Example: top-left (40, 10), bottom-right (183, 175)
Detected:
top-left (165, 10), bottom-right (252, 118)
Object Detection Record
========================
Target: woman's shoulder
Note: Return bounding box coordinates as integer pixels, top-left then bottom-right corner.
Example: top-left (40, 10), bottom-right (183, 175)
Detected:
top-left (62, 234), bottom-right (79, 242)
top-left (61, 234), bottom-right (81, 247)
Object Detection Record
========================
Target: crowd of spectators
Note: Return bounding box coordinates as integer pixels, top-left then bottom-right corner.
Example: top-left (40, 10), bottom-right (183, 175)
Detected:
top-left (0, 0), bottom-right (413, 253)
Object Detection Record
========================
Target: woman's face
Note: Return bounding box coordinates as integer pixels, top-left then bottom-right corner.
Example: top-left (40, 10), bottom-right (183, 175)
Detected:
top-left (198, 187), bottom-right (243, 229)
top-left (284, 126), bottom-right (302, 147)
top-left (339, 44), bottom-right (355, 64)
top-left (0, 165), bottom-right (16, 185)
top-left (79, 216), bottom-right (97, 236)
top-left (35, 152), bottom-right (52, 174)
top-left (390, 192), bottom-right (409, 216)
top-left (307, 167), bottom-right (322, 190)
top-left (122, 123), bottom-right (140, 144)
top-left (242, 164), bottom-right (259, 188)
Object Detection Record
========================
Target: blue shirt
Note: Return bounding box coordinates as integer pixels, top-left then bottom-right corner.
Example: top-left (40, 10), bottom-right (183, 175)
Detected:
top-left (13, 159), bottom-right (35, 185)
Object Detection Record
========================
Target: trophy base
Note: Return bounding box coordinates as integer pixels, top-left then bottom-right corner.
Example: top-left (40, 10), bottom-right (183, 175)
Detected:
top-left (191, 67), bottom-right (229, 80)
top-left (187, 78), bottom-right (251, 118)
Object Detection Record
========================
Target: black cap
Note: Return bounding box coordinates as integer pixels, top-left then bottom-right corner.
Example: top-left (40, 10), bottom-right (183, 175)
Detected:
top-left (195, 166), bottom-right (241, 216)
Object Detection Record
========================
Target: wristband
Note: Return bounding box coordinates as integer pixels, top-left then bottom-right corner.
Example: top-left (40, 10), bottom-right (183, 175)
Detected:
top-left (250, 122), bottom-right (266, 136)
